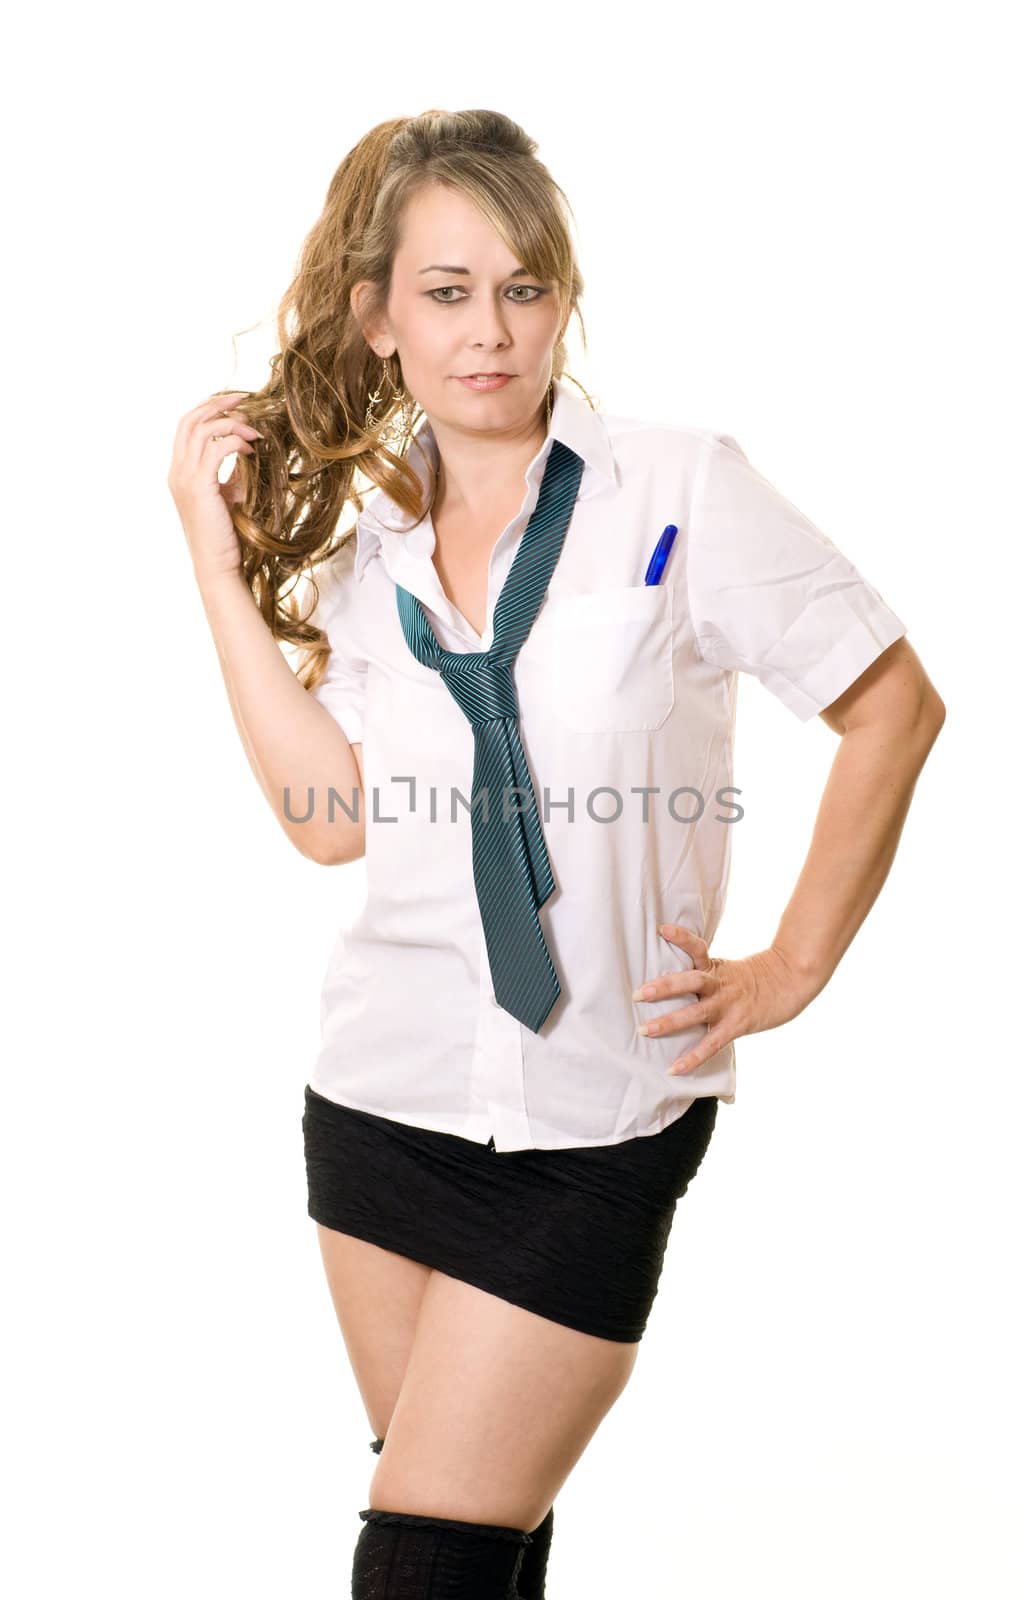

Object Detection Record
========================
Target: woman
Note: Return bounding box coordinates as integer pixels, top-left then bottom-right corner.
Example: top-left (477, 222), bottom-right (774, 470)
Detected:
top-left (167, 109), bottom-right (945, 1598)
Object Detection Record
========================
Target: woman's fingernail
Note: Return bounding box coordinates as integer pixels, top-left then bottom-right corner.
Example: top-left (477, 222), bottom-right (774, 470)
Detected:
top-left (632, 985), bottom-right (653, 1001)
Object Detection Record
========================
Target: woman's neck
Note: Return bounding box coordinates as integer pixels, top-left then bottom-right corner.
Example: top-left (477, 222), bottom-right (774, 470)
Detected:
top-left (430, 415), bottom-right (548, 524)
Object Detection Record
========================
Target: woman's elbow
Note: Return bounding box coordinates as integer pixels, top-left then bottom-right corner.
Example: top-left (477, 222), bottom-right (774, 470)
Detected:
top-left (917, 681), bottom-right (948, 741)
top-left (306, 828), bottom-right (366, 867)
top-left (282, 821), bottom-right (364, 867)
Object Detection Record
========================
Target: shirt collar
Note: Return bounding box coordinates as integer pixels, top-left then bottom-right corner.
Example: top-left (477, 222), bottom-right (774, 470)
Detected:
top-left (353, 376), bottom-right (617, 581)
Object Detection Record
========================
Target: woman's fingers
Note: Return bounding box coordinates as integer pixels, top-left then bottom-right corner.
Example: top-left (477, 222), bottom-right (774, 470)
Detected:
top-left (167, 391), bottom-right (265, 586)
top-left (193, 407), bottom-right (264, 460)
top-left (198, 424), bottom-right (263, 459)
top-left (173, 392), bottom-right (259, 459)
top-left (657, 922), bottom-right (711, 970)
top-left (638, 995), bottom-right (713, 1038)
top-left (632, 926), bottom-right (737, 1071)
top-left (193, 390), bottom-right (251, 422)
top-left (668, 1028), bottom-right (732, 1075)
top-left (634, 939), bottom-right (808, 1076)
top-left (632, 964), bottom-right (708, 1003)
top-left (175, 391), bottom-right (249, 440)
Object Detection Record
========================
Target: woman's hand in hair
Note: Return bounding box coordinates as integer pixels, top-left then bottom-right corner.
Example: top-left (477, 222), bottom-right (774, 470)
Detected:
top-left (167, 391), bottom-right (264, 589)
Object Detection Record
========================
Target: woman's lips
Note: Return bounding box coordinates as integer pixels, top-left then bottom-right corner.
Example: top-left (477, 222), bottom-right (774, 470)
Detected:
top-left (456, 374), bottom-right (514, 391)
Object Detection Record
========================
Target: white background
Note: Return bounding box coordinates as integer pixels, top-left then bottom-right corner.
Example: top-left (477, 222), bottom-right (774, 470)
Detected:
top-left (6, 1), bottom-right (1016, 1595)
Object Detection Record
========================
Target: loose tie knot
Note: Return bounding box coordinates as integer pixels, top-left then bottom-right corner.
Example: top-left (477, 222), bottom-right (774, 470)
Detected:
top-left (439, 654), bottom-right (518, 727)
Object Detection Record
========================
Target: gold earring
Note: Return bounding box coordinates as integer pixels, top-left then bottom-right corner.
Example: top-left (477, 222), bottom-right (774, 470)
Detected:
top-left (365, 354), bottom-right (414, 447)
top-left (546, 379), bottom-right (554, 426)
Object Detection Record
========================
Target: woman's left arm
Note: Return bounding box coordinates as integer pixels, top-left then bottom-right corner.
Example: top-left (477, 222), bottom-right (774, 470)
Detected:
top-left (637, 637), bottom-right (947, 1075)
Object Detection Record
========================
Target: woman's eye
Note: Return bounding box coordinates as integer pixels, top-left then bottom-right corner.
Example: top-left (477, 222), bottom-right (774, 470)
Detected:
top-left (427, 285), bottom-right (545, 304)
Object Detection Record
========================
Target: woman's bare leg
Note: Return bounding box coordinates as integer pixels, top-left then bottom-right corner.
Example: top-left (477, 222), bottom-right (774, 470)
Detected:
top-left (314, 1222), bottom-right (434, 1443)
top-left (368, 1268), bottom-right (640, 1535)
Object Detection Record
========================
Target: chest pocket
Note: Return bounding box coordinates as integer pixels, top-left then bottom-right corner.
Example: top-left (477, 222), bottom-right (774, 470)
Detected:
top-left (547, 583), bottom-right (675, 732)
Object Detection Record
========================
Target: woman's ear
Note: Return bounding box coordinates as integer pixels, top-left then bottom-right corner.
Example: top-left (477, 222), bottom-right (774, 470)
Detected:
top-left (349, 279), bottom-right (389, 353)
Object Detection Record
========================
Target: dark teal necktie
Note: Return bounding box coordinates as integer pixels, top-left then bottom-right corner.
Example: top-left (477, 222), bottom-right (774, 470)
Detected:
top-left (395, 438), bottom-right (585, 1033)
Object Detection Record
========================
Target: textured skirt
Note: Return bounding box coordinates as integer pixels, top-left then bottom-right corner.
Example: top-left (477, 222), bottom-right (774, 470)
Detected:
top-left (302, 1085), bottom-right (719, 1344)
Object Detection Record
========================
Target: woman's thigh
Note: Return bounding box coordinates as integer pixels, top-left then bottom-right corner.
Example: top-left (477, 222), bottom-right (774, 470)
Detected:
top-left (315, 1222), bottom-right (433, 1441)
top-left (368, 1268), bottom-right (640, 1535)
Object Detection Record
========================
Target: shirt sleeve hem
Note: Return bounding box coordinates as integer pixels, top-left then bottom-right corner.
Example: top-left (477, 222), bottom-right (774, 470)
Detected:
top-left (313, 692), bottom-right (365, 746)
top-left (760, 608), bottom-right (909, 721)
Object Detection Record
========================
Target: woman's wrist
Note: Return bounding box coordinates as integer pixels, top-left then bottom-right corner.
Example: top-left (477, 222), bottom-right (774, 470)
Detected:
top-left (766, 939), bottom-right (834, 1008)
top-left (195, 564), bottom-right (251, 619)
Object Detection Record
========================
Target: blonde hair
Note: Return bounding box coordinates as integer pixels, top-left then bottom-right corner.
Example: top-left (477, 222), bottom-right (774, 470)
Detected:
top-left (215, 108), bottom-right (595, 694)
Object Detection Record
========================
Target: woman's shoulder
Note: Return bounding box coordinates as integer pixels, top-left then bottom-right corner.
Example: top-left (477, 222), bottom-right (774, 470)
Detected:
top-left (596, 401), bottom-right (733, 465)
top-left (588, 404), bottom-right (741, 500)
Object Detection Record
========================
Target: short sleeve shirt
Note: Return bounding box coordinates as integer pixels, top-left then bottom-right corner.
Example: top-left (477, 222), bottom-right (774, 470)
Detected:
top-left (306, 378), bottom-right (907, 1151)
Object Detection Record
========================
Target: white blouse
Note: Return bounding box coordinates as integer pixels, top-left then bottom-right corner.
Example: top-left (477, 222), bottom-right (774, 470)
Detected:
top-left (305, 378), bottom-right (907, 1151)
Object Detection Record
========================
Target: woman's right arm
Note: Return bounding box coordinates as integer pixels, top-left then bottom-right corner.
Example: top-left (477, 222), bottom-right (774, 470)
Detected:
top-left (197, 572), bottom-right (365, 866)
top-left (168, 390), bottom-right (364, 867)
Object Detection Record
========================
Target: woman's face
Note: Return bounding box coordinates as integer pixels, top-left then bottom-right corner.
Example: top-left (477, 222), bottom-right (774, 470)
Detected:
top-left (362, 182), bottom-right (565, 440)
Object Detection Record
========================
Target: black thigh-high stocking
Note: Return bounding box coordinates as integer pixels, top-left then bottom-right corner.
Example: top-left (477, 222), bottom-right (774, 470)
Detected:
top-left (515, 1502), bottom-right (554, 1600)
top-left (352, 1506), bottom-right (531, 1598)
top-left (369, 1436), bottom-right (555, 1599)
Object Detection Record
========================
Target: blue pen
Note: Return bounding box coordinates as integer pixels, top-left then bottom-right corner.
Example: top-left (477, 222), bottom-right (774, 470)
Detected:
top-left (644, 524), bottom-right (678, 586)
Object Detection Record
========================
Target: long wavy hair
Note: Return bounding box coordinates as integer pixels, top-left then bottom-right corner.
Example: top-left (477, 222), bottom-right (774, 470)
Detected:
top-left (212, 107), bottom-right (596, 695)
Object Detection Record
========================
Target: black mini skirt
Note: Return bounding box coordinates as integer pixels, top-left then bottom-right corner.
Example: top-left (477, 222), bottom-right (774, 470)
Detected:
top-left (302, 1085), bottom-right (719, 1344)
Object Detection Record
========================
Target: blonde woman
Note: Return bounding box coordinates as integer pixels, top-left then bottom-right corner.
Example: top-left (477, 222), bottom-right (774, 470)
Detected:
top-left (167, 109), bottom-right (945, 1598)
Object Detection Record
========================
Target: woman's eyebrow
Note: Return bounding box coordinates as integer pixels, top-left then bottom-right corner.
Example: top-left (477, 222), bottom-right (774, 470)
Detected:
top-left (417, 264), bottom-right (530, 276)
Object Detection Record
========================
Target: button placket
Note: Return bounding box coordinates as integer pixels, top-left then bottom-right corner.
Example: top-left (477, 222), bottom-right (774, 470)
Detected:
top-left (474, 935), bottom-right (530, 1151)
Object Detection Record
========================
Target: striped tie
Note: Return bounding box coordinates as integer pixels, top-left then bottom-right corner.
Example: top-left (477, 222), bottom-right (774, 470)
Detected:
top-left (395, 438), bottom-right (585, 1032)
